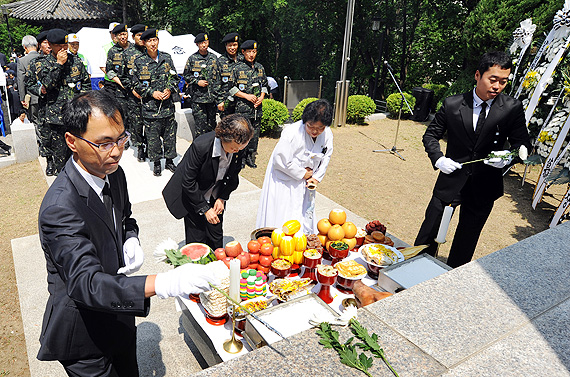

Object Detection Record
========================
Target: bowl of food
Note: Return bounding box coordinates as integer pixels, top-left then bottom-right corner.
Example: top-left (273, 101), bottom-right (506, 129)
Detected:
top-left (316, 264), bottom-right (338, 286)
top-left (328, 241), bottom-right (350, 260)
top-left (250, 227), bottom-right (276, 240)
top-left (303, 248), bottom-right (322, 268)
top-left (335, 260), bottom-right (367, 293)
top-left (270, 258), bottom-right (292, 278)
top-left (355, 227), bottom-right (367, 247)
top-left (359, 243), bottom-right (404, 279)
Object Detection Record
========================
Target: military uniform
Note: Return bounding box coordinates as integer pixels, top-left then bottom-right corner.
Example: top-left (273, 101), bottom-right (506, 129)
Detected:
top-left (132, 50), bottom-right (179, 167)
top-left (183, 48), bottom-right (218, 137)
top-left (121, 44), bottom-right (146, 150)
top-left (229, 59), bottom-right (268, 165)
top-left (215, 52), bottom-right (242, 117)
top-left (24, 53), bottom-right (49, 158)
top-left (38, 51), bottom-right (91, 172)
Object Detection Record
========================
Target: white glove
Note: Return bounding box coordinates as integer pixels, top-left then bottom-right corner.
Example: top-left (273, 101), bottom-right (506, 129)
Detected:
top-left (117, 237), bottom-right (144, 275)
top-left (484, 150), bottom-right (512, 169)
top-left (154, 263), bottom-right (222, 299)
top-left (435, 157), bottom-right (462, 174)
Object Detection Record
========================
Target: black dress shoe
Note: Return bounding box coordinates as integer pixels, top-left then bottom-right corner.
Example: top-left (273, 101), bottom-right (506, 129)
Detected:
top-left (46, 159), bottom-right (55, 176)
top-left (153, 161), bottom-right (162, 176)
top-left (245, 155), bottom-right (257, 168)
top-left (165, 159), bottom-right (177, 173)
top-left (137, 147), bottom-right (146, 162)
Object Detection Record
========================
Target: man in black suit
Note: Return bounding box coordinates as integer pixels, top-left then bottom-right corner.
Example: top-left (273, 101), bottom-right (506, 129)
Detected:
top-left (38, 91), bottom-right (219, 376)
top-left (163, 114), bottom-right (253, 249)
top-left (415, 51), bottom-right (531, 268)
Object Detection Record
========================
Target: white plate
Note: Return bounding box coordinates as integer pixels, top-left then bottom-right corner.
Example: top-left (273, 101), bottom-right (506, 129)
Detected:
top-left (358, 243), bottom-right (404, 267)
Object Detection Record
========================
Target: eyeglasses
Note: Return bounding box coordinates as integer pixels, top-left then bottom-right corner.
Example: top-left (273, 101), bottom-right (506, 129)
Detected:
top-left (74, 131), bottom-right (130, 152)
top-left (306, 122), bottom-right (326, 132)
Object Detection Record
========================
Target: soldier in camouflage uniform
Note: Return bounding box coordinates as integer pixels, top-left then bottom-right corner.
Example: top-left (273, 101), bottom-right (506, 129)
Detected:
top-left (132, 28), bottom-right (180, 177)
top-left (215, 32), bottom-right (242, 118)
top-left (125, 24), bottom-right (148, 162)
top-left (229, 40), bottom-right (268, 168)
top-left (38, 29), bottom-right (91, 175)
top-left (24, 31), bottom-right (53, 174)
top-left (105, 24), bottom-right (131, 139)
top-left (183, 33), bottom-right (218, 138)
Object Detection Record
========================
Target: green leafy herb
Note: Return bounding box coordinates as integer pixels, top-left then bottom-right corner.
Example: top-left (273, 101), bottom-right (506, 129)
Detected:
top-left (164, 248), bottom-right (191, 267)
top-left (349, 319), bottom-right (399, 377)
top-left (316, 322), bottom-right (373, 377)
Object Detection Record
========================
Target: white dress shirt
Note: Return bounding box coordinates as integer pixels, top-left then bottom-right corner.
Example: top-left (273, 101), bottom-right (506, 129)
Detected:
top-left (472, 89), bottom-right (494, 131)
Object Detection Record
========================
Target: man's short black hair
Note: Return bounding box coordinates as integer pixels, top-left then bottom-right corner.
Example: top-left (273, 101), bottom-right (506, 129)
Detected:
top-left (302, 99), bottom-right (333, 127)
top-left (63, 91), bottom-right (124, 136)
top-left (477, 51), bottom-right (512, 75)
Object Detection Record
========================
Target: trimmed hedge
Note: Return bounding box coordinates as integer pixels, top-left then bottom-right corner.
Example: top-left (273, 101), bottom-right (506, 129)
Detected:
top-left (386, 92), bottom-right (416, 117)
top-left (346, 95), bottom-right (376, 124)
top-left (292, 97), bottom-right (318, 122)
top-left (261, 99), bottom-right (290, 135)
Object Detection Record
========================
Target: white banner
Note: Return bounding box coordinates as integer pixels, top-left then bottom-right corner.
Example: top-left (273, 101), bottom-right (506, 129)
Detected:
top-left (533, 88), bottom-right (565, 146)
top-left (532, 113), bottom-right (570, 209)
top-left (514, 31), bottom-right (554, 99)
top-left (550, 185), bottom-right (570, 227)
top-left (524, 37), bottom-right (570, 124)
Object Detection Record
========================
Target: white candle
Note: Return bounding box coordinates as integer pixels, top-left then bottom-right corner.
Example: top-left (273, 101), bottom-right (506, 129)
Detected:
top-left (435, 206), bottom-right (454, 243)
top-left (228, 259), bottom-right (241, 303)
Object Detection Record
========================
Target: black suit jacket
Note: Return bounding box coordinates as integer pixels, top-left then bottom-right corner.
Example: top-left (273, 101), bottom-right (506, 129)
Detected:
top-left (163, 131), bottom-right (245, 219)
top-left (38, 158), bottom-right (150, 361)
top-left (423, 91), bottom-right (531, 203)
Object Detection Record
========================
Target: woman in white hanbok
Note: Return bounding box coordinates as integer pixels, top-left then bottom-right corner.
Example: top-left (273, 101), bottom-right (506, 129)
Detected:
top-left (256, 99), bottom-right (334, 234)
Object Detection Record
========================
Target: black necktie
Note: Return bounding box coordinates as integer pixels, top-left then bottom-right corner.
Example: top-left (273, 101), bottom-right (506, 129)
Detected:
top-left (102, 182), bottom-right (114, 225)
top-left (475, 102), bottom-right (488, 135)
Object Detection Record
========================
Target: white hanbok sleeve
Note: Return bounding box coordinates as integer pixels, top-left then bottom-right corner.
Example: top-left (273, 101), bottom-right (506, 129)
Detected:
top-left (272, 125), bottom-right (307, 180)
top-left (312, 128), bottom-right (334, 182)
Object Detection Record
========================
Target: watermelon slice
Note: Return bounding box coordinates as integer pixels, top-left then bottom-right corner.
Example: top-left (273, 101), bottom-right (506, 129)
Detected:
top-left (180, 243), bottom-right (216, 265)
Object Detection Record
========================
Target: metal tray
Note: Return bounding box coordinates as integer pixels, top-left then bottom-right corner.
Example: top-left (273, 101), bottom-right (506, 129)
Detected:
top-left (243, 293), bottom-right (339, 348)
top-left (377, 253), bottom-right (452, 293)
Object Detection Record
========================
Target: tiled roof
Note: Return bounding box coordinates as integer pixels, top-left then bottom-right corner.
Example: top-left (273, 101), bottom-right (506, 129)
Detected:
top-left (1, 0), bottom-right (115, 21)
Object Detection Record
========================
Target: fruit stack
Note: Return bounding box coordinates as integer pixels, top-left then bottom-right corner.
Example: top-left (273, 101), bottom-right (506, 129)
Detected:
top-left (316, 209), bottom-right (358, 252)
top-left (239, 269), bottom-right (268, 300)
top-left (270, 220), bottom-right (307, 265)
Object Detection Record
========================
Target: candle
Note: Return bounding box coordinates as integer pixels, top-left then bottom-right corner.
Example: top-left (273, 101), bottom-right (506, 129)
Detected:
top-left (435, 205), bottom-right (454, 243)
top-left (228, 259), bottom-right (241, 303)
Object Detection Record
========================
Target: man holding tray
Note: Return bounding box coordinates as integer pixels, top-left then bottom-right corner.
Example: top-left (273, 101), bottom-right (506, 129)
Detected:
top-left (415, 51), bottom-right (531, 268)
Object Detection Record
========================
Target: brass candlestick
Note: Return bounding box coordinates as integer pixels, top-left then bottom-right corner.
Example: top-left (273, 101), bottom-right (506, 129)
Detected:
top-left (223, 305), bottom-right (243, 354)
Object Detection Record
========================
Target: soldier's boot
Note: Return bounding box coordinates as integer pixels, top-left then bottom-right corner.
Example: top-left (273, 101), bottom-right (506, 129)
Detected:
top-left (165, 158), bottom-right (177, 173)
top-left (245, 152), bottom-right (257, 169)
top-left (137, 146), bottom-right (146, 162)
top-left (153, 160), bottom-right (162, 177)
top-left (45, 157), bottom-right (55, 176)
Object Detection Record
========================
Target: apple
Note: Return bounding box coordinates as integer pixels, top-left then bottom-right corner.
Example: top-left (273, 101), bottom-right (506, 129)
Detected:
top-left (249, 253), bottom-right (259, 264)
top-left (259, 243), bottom-right (274, 256)
top-left (225, 241), bottom-right (243, 257)
top-left (222, 256), bottom-right (234, 268)
top-left (257, 265), bottom-right (270, 274)
top-left (214, 248), bottom-right (226, 260)
top-left (236, 251), bottom-right (251, 269)
top-left (257, 236), bottom-right (272, 245)
top-left (247, 240), bottom-right (261, 254)
top-left (259, 254), bottom-right (273, 267)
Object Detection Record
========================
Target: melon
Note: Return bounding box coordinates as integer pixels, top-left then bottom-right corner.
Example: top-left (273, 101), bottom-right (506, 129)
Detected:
top-left (180, 243), bottom-right (216, 264)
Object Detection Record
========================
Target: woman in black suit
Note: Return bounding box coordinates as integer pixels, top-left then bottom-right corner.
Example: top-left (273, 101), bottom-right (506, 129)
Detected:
top-left (163, 114), bottom-right (253, 249)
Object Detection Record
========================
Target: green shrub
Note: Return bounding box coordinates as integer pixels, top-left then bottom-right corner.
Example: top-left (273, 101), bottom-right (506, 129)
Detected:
top-left (292, 97), bottom-right (318, 122)
top-left (346, 95), bottom-right (376, 124)
top-left (422, 83), bottom-right (448, 111)
top-left (261, 99), bottom-right (290, 135)
top-left (386, 93), bottom-right (416, 117)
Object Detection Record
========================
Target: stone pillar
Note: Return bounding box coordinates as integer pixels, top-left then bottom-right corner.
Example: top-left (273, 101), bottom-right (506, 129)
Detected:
top-left (12, 122), bottom-right (39, 163)
top-left (175, 108), bottom-right (195, 143)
